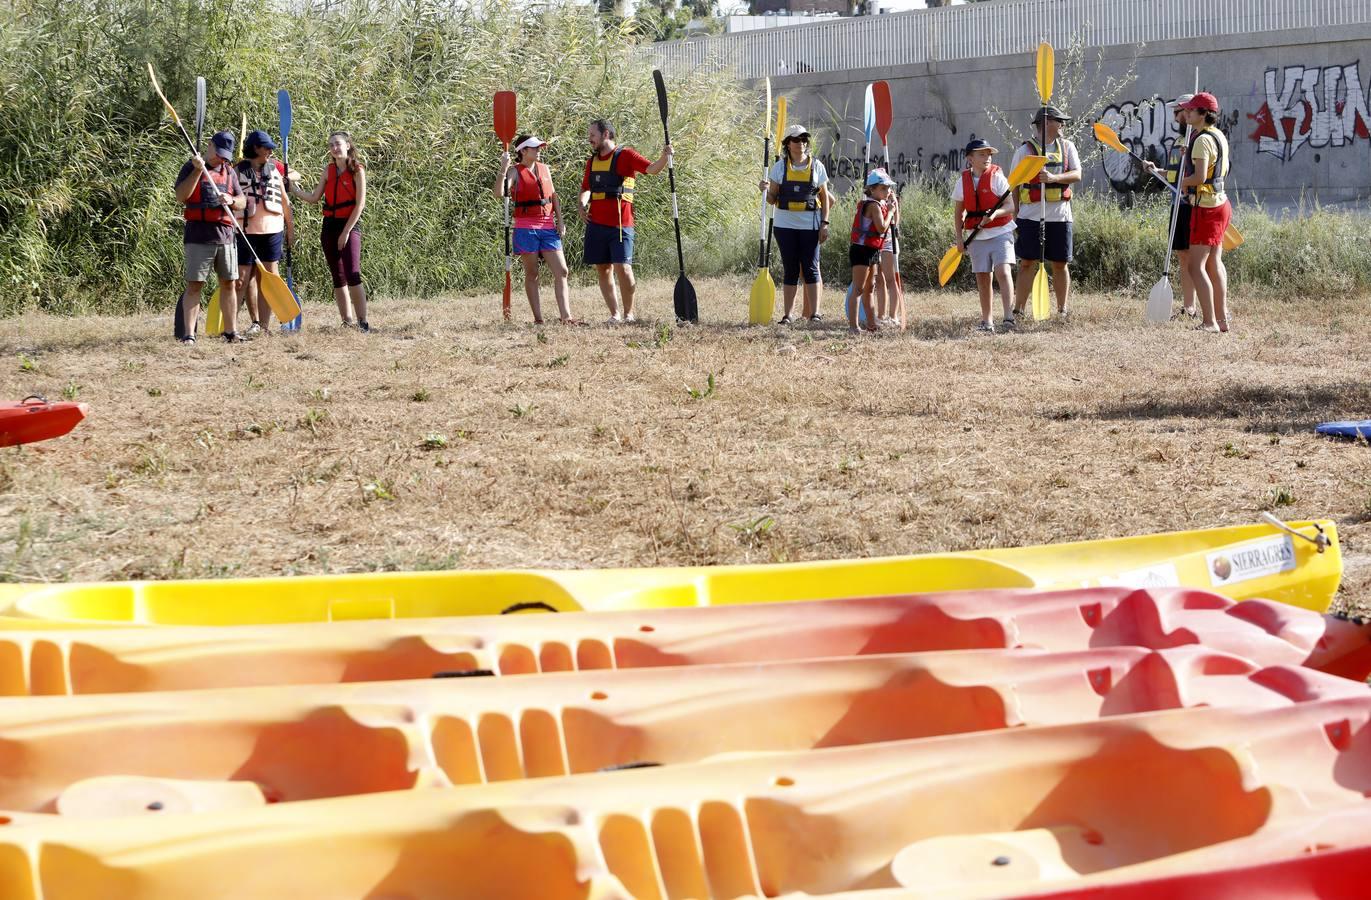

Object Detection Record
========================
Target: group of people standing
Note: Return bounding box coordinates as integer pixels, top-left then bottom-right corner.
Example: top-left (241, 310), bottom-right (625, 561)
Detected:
top-left (173, 128), bottom-right (368, 343)
top-left (170, 91), bottom-right (1232, 341)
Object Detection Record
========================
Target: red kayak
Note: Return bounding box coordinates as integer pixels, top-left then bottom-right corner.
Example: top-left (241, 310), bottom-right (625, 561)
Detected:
top-left (0, 397), bottom-right (87, 447)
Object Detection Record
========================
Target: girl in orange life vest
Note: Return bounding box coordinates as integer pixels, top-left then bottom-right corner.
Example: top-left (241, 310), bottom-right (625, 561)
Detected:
top-left (1177, 92), bottom-right (1232, 333)
top-left (288, 131), bottom-right (369, 331)
top-left (848, 169), bottom-right (897, 334)
top-left (493, 135), bottom-right (578, 325)
top-left (234, 130), bottom-right (295, 335)
top-left (952, 139), bottom-right (1016, 333)
top-left (174, 131), bottom-right (246, 344)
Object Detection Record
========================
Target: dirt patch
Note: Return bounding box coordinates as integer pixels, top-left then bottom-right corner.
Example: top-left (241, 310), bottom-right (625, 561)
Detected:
top-left (1, 278), bottom-right (1368, 612)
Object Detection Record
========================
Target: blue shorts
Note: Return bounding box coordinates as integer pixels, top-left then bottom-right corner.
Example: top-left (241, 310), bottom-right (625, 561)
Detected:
top-left (583, 221), bottom-right (634, 266)
top-left (1014, 219), bottom-right (1073, 263)
top-left (235, 231), bottom-right (284, 264)
top-left (513, 228), bottom-right (563, 255)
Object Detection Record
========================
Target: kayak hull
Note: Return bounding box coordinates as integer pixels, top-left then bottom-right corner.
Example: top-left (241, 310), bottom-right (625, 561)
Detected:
top-left (0, 399), bottom-right (86, 448)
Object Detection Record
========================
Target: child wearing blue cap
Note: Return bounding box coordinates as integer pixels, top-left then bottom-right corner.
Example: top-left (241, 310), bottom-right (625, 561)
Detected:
top-left (952, 139), bottom-right (1016, 332)
top-left (848, 169), bottom-right (897, 334)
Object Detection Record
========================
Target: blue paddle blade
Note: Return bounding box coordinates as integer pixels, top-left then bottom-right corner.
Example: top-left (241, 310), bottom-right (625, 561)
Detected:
top-left (277, 89), bottom-right (292, 138)
top-left (863, 84), bottom-right (875, 147)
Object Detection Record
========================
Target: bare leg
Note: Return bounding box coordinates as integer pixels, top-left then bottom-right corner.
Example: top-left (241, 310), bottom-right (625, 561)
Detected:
top-left (1189, 244), bottom-right (1217, 328)
top-left (975, 272), bottom-right (992, 323)
top-left (803, 280), bottom-right (821, 319)
top-left (334, 286), bottom-right (354, 324)
top-left (520, 254), bottom-right (543, 323)
top-left (782, 283), bottom-right (799, 320)
top-left (258, 261), bottom-right (278, 330)
top-left (1013, 260), bottom-right (1037, 314)
top-left (614, 264), bottom-right (636, 320)
top-left (221, 280), bottom-right (239, 335)
top-left (994, 264), bottom-right (1014, 319)
top-left (238, 265), bottom-right (258, 323)
top-left (545, 250), bottom-right (573, 322)
top-left (860, 267), bottom-right (878, 332)
top-left (848, 267), bottom-right (868, 331)
top-left (350, 283), bottom-right (368, 325)
top-left (595, 264), bottom-right (618, 318)
top-left (180, 282), bottom-right (204, 339)
top-left (1177, 249), bottom-right (1195, 312)
top-left (1051, 262), bottom-right (1071, 312)
top-left (1208, 245), bottom-right (1228, 329)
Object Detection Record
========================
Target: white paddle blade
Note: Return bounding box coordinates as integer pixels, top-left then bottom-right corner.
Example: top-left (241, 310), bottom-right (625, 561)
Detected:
top-left (1146, 277), bottom-right (1174, 323)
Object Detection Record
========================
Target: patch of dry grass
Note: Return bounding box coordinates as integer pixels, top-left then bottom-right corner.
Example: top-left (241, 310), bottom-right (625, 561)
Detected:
top-left (1, 277), bottom-right (1369, 613)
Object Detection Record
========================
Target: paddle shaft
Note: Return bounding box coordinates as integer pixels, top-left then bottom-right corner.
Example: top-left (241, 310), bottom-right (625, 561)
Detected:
top-left (757, 132), bottom-right (771, 267)
top-left (279, 89), bottom-right (301, 328)
top-left (1161, 124), bottom-right (1194, 276)
top-left (653, 78), bottom-right (687, 276)
top-left (763, 98), bottom-right (786, 267)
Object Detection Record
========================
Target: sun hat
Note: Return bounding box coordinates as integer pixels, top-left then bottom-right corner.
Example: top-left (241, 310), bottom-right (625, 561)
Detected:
top-left (865, 168), bottom-right (896, 187)
top-left (514, 136), bottom-right (547, 152)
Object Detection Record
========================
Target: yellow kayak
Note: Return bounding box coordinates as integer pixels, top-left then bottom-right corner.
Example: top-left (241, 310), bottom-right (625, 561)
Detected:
top-left (0, 519), bottom-right (1341, 627)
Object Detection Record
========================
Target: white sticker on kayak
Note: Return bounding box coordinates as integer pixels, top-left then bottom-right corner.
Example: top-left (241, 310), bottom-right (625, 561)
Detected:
top-left (1098, 563), bottom-right (1181, 590)
top-left (1208, 535), bottom-right (1295, 587)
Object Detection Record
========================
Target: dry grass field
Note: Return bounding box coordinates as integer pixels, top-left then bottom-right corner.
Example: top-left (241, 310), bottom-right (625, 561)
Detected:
top-left (2, 277), bottom-right (1369, 612)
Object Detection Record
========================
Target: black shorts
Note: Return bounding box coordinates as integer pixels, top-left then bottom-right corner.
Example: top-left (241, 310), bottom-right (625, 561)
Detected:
top-left (1014, 219), bottom-right (1073, 263)
top-left (849, 244), bottom-right (881, 268)
top-left (1171, 203), bottom-right (1192, 252)
top-left (235, 231), bottom-right (284, 264)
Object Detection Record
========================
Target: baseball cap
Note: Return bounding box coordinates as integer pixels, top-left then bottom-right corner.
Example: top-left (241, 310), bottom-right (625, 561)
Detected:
top-left (1179, 92), bottom-right (1220, 112)
top-left (514, 135), bottom-right (547, 151)
top-left (964, 138), bottom-right (998, 155)
top-left (1173, 93), bottom-right (1195, 108)
top-left (865, 168), bottom-right (896, 187)
top-left (210, 131), bottom-right (235, 158)
top-left (782, 125), bottom-right (811, 142)
top-left (244, 129), bottom-right (276, 152)
top-left (1031, 105), bottom-right (1072, 124)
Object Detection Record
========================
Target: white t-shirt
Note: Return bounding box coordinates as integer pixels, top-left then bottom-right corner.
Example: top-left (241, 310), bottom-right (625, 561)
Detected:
top-left (1010, 138), bottom-right (1080, 224)
top-left (767, 157), bottom-right (829, 231)
top-left (951, 167), bottom-right (1015, 241)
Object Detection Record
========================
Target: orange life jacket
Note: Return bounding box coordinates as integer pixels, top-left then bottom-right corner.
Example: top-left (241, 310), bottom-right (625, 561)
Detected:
top-left (849, 198), bottom-right (888, 249)
top-left (323, 163), bottom-right (357, 219)
top-left (183, 162), bottom-right (235, 225)
top-left (961, 165), bottom-right (1013, 231)
top-left (511, 162), bottom-right (555, 215)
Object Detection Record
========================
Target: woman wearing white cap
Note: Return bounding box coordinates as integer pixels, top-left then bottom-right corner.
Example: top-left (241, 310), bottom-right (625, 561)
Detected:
top-left (494, 134), bottom-right (576, 324)
top-left (765, 124), bottom-right (832, 323)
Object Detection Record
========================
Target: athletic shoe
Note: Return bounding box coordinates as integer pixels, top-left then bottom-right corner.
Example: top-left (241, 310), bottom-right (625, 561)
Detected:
top-left (624, 314), bottom-right (637, 324)
top-left (359, 321), bottom-right (371, 333)
top-left (605, 316), bottom-right (622, 326)
top-left (245, 322), bottom-right (262, 336)
top-left (223, 331), bottom-right (240, 343)
top-left (179, 336), bottom-right (196, 345)
top-left (1001, 317), bottom-right (1017, 330)
top-left (975, 321), bottom-right (995, 333)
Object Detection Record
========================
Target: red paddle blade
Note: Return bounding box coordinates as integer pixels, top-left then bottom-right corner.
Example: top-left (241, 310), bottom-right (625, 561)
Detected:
top-left (872, 80), bottom-right (893, 142)
top-left (494, 92), bottom-right (516, 146)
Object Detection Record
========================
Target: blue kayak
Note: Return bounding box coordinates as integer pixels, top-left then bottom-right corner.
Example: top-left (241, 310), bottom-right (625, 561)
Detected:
top-left (1316, 421), bottom-right (1371, 440)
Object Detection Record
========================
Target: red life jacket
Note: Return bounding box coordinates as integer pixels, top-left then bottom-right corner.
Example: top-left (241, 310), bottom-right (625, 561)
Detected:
top-left (961, 165), bottom-right (1013, 231)
top-left (323, 163), bottom-right (357, 219)
top-left (849, 198), bottom-right (887, 249)
top-left (511, 162), bottom-right (555, 215)
top-left (183, 162), bottom-right (235, 225)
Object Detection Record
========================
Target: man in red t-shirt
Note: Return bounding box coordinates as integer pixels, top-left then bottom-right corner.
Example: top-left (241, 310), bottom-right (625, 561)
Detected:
top-left (577, 119), bottom-right (672, 323)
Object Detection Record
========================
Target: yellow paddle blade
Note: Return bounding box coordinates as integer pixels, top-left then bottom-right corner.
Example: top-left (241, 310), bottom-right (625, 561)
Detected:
top-left (257, 264), bottom-right (301, 321)
top-left (1222, 223), bottom-right (1244, 251)
top-left (146, 64), bottom-right (183, 127)
top-left (1036, 42), bottom-right (1054, 104)
top-left (775, 97), bottom-right (787, 146)
top-left (1092, 122), bottom-right (1128, 155)
top-left (748, 269), bottom-right (775, 325)
top-left (937, 245), bottom-right (963, 287)
top-left (1007, 155), bottom-right (1048, 188)
top-left (204, 287), bottom-right (223, 337)
top-left (1031, 265), bottom-right (1051, 320)
top-left (764, 77), bottom-right (772, 139)
top-left (239, 112), bottom-right (247, 161)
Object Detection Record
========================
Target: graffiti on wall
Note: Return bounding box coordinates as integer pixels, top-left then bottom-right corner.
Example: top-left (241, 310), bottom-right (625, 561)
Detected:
top-left (819, 135), bottom-right (989, 189)
top-left (1248, 61), bottom-right (1371, 162)
top-left (1096, 99), bottom-right (1241, 193)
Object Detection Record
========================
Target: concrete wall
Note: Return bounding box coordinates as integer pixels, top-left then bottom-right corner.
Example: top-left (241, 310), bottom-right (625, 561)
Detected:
top-left (767, 25), bottom-right (1371, 210)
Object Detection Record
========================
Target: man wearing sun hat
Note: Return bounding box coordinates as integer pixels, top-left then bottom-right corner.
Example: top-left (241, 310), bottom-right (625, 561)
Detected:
top-left (173, 129), bottom-right (246, 343)
top-left (952, 138), bottom-right (1016, 332)
top-left (1010, 105), bottom-right (1081, 317)
top-left (766, 123), bottom-right (833, 323)
top-left (1177, 91), bottom-right (1232, 333)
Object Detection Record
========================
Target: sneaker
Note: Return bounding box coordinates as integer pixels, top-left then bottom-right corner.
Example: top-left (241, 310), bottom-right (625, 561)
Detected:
top-left (624, 314), bottom-right (637, 324)
top-left (245, 322), bottom-right (262, 336)
top-left (179, 336), bottom-right (196, 345)
top-left (1001, 316), bottom-right (1017, 330)
top-left (975, 321), bottom-right (995, 333)
top-left (808, 313), bottom-right (824, 323)
top-left (778, 315), bottom-right (793, 325)
top-left (341, 319), bottom-right (357, 329)
top-left (358, 321), bottom-right (371, 333)
top-left (605, 316), bottom-right (622, 326)
top-left (223, 331), bottom-right (240, 343)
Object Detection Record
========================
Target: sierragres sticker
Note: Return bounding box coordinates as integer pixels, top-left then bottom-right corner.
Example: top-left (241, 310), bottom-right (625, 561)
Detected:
top-left (1208, 535), bottom-right (1295, 587)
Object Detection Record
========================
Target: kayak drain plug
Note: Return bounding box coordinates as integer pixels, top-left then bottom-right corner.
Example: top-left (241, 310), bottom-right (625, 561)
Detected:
top-left (992, 856), bottom-right (1010, 867)
top-left (146, 802), bottom-right (164, 811)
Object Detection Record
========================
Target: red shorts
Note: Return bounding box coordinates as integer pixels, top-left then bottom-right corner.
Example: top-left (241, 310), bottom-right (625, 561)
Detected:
top-left (1189, 201), bottom-right (1232, 247)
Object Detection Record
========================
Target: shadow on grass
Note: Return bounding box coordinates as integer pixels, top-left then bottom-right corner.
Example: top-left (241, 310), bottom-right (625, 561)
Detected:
top-left (1063, 381), bottom-right (1371, 434)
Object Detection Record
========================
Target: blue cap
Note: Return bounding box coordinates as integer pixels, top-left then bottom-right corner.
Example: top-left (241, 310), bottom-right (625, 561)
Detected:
top-left (245, 129), bottom-right (276, 152)
top-left (865, 168), bottom-right (896, 187)
top-left (210, 130), bottom-right (235, 158)
top-left (963, 138), bottom-right (999, 154)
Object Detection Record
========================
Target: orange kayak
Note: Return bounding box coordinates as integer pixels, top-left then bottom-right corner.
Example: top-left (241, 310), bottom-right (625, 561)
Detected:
top-left (1, 695), bottom-right (1369, 898)
top-left (3, 586), bottom-right (1366, 696)
top-left (0, 645), bottom-right (1356, 816)
top-left (0, 397), bottom-right (86, 447)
